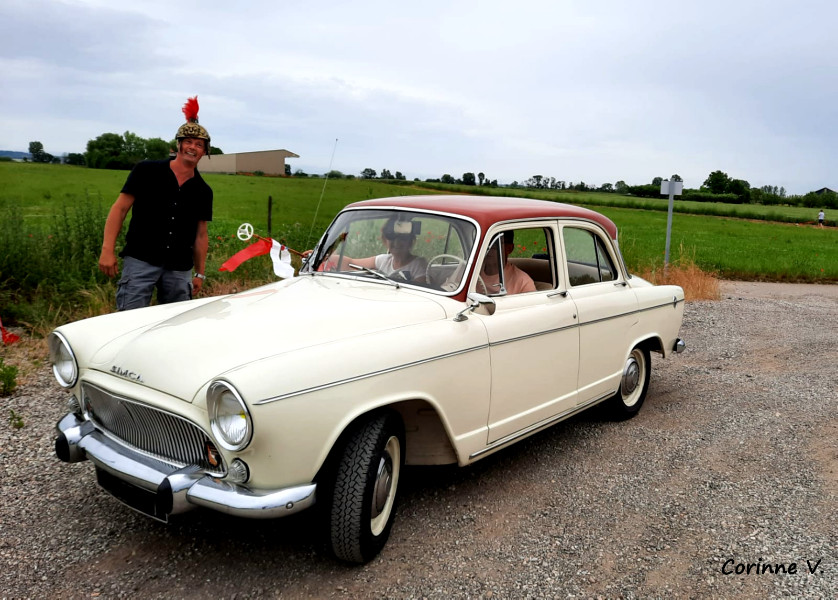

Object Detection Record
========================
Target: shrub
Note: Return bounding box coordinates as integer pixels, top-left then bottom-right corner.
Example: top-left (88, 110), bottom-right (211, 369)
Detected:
top-left (0, 358), bottom-right (18, 396)
top-left (0, 195), bottom-right (117, 325)
top-left (681, 190), bottom-right (740, 203)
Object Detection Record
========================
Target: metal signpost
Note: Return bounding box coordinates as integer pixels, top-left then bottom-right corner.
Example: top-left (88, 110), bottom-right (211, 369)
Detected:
top-left (660, 179), bottom-right (683, 268)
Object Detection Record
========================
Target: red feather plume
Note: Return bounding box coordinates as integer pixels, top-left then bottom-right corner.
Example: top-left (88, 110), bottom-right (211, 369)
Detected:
top-left (182, 96), bottom-right (200, 123)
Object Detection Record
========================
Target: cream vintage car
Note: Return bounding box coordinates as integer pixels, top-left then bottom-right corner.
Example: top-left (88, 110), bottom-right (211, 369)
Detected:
top-left (51, 195), bottom-right (685, 563)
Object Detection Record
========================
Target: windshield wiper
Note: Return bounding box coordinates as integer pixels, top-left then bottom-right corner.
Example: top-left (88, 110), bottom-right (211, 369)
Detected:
top-left (348, 264), bottom-right (400, 288)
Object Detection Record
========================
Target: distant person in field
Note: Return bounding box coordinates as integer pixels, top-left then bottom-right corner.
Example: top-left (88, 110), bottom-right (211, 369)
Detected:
top-left (98, 97), bottom-right (213, 310)
top-left (818, 209), bottom-right (825, 227)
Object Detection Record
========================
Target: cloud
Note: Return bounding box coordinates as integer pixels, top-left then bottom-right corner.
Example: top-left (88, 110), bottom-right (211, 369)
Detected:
top-left (1, 0), bottom-right (836, 192)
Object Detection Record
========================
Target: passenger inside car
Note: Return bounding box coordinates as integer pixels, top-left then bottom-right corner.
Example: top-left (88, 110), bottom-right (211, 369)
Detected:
top-left (477, 230), bottom-right (536, 295)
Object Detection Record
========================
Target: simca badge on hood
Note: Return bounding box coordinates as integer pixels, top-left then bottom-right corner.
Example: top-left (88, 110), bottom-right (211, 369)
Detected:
top-left (110, 365), bottom-right (143, 382)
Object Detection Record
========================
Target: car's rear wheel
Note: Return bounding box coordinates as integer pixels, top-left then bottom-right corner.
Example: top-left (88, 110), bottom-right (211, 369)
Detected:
top-left (328, 411), bottom-right (404, 563)
top-left (606, 346), bottom-right (651, 419)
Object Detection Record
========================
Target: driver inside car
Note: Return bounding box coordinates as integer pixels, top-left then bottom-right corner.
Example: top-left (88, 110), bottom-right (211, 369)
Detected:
top-left (313, 217), bottom-right (428, 282)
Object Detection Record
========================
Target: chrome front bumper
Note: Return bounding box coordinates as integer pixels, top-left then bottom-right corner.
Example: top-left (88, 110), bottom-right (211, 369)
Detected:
top-left (55, 412), bottom-right (316, 522)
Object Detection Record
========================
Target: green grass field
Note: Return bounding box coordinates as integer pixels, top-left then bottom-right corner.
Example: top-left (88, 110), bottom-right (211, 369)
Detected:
top-left (1, 162), bottom-right (836, 284)
top-left (412, 181), bottom-right (830, 224)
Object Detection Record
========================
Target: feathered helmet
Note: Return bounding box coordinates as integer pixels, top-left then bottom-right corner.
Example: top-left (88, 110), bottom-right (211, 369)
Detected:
top-left (175, 96), bottom-right (210, 151)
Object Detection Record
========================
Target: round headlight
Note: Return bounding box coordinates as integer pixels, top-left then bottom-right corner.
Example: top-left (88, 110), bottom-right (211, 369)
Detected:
top-left (49, 332), bottom-right (78, 388)
top-left (207, 381), bottom-right (253, 451)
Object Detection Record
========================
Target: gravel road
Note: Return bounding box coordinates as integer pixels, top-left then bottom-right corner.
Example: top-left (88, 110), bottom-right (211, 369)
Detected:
top-left (2, 282), bottom-right (836, 599)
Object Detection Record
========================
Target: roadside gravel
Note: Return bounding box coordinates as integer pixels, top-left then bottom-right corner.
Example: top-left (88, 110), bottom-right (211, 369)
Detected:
top-left (1, 282), bottom-right (835, 599)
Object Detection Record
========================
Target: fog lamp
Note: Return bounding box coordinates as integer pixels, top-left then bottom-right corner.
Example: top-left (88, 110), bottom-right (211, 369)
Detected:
top-left (227, 459), bottom-right (249, 484)
top-left (67, 395), bottom-right (82, 416)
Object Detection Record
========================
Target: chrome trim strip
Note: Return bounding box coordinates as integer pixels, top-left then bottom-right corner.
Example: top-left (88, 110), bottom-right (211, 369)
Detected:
top-left (254, 344), bottom-right (488, 405)
top-left (489, 322), bottom-right (578, 347)
top-left (469, 391), bottom-right (614, 460)
top-left (571, 298), bottom-right (685, 328)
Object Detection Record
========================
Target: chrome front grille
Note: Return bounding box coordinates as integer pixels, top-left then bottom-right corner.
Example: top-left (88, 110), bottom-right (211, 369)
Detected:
top-left (81, 382), bottom-right (224, 475)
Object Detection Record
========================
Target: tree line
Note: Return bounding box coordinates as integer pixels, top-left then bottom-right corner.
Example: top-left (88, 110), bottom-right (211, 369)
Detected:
top-left (25, 133), bottom-right (223, 170)
top-left (18, 141), bottom-right (837, 211)
top-left (355, 168), bottom-right (500, 187)
top-left (624, 170), bottom-right (836, 209)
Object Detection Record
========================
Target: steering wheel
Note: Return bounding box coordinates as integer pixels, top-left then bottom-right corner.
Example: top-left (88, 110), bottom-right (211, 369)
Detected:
top-left (426, 254), bottom-right (465, 290)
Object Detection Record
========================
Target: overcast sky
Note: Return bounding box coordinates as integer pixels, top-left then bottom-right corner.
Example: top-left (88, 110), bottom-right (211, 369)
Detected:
top-left (2, 0), bottom-right (835, 193)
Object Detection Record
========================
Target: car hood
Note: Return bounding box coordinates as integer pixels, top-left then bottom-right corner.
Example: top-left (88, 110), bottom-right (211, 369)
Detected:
top-left (79, 276), bottom-right (447, 401)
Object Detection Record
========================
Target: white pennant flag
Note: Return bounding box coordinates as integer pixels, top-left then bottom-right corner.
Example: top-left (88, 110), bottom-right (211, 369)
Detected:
top-left (269, 239), bottom-right (296, 279)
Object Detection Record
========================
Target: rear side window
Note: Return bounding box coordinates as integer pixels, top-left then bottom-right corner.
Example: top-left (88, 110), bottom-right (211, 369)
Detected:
top-left (562, 227), bottom-right (617, 286)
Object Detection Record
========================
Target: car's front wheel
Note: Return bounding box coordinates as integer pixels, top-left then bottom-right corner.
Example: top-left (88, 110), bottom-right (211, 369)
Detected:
top-left (606, 346), bottom-right (651, 419)
top-left (328, 411), bottom-right (404, 563)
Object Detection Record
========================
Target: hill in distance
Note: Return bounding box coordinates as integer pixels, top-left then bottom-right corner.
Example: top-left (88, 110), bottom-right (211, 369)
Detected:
top-left (0, 150), bottom-right (30, 159)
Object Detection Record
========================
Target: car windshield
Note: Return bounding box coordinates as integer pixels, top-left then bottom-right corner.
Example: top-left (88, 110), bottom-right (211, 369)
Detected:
top-left (304, 209), bottom-right (477, 293)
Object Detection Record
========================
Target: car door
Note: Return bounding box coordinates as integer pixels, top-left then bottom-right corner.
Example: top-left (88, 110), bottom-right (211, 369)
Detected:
top-left (471, 223), bottom-right (581, 445)
top-left (560, 223), bottom-right (639, 405)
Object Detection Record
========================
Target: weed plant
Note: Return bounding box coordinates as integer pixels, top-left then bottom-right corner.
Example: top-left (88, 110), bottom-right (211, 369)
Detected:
top-left (0, 357), bottom-right (18, 396)
top-left (0, 196), bottom-right (119, 324)
top-left (8, 409), bottom-right (24, 428)
top-left (633, 246), bottom-right (721, 302)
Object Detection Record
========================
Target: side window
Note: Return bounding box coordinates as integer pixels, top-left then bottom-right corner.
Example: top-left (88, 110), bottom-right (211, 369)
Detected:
top-left (563, 227), bottom-right (617, 286)
top-left (594, 236), bottom-right (616, 282)
top-left (476, 227), bottom-right (554, 295)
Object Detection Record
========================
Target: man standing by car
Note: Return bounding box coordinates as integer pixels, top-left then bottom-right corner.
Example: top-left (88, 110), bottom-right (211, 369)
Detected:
top-left (98, 97), bottom-right (213, 310)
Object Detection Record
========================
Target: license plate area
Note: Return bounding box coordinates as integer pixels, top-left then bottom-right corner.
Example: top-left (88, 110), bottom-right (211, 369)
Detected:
top-left (96, 468), bottom-right (169, 523)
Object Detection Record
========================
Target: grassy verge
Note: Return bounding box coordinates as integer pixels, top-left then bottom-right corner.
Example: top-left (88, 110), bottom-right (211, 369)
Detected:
top-left (605, 207), bottom-right (837, 282)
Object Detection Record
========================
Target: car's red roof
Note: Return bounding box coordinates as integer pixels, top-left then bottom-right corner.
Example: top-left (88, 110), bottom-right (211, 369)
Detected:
top-left (348, 195), bottom-right (618, 240)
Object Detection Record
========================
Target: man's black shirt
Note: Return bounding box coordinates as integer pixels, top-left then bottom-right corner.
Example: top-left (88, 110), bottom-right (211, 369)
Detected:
top-left (120, 159), bottom-right (213, 271)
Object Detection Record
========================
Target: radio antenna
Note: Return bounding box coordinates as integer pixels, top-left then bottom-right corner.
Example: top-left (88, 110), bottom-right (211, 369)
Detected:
top-left (307, 138), bottom-right (339, 248)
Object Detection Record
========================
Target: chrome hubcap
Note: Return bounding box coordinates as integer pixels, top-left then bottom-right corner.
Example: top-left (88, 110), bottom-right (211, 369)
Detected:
top-left (621, 356), bottom-right (640, 397)
top-left (372, 455), bottom-right (392, 517)
top-left (370, 435), bottom-right (400, 536)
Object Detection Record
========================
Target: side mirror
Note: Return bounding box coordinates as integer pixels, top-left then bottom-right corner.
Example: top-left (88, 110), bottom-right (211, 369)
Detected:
top-left (454, 292), bottom-right (496, 321)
